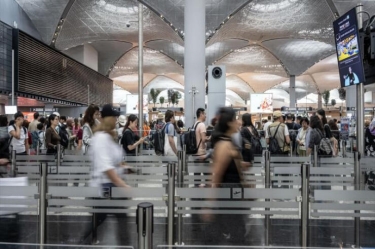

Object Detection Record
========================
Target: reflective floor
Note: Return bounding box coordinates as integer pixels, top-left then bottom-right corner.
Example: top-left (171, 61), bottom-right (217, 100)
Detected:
top-left (1, 215), bottom-right (374, 248)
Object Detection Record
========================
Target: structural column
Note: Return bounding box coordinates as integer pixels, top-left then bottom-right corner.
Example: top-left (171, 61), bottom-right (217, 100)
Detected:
top-left (184, 0), bottom-right (206, 127)
top-left (317, 92), bottom-right (322, 109)
top-left (289, 75), bottom-right (296, 108)
top-left (138, 2), bottom-right (144, 151)
top-left (356, 4), bottom-right (364, 155)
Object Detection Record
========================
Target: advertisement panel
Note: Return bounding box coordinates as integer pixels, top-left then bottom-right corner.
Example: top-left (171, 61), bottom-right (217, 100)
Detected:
top-left (250, 94), bottom-right (273, 113)
top-left (126, 95), bottom-right (149, 114)
top-left (333, 8), bottom-right (365, 87)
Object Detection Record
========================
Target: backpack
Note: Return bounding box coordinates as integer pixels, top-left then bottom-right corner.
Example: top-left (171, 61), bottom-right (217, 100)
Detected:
top-left (242, 127), bottom-right (263, 155)
top-left (316, 129), bottom-right (333, 156)
top-left (153, 124), bottom-right (166, 156)
top-left (268, 124), bottom-right (283, 154)
top-left (31, 130), bottom-right (42, 149)
top-left (365, 171), bottom-right (375, 190)
top-left (182, 122), bottom-right (202, 155)
top-left (288, 123), bottom-right (298, 142)
top-left (0, 136), bottom-right (11, 159)
top-left (58, 125), bottom-right (69, 148)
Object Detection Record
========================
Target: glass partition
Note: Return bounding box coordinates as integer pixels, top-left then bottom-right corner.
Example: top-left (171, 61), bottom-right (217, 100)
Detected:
top-left (0, 243), bottom-right (133, 249)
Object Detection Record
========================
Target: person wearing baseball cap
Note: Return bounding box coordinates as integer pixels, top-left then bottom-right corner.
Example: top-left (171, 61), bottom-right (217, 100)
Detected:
top-left (89, 103), bottom-right (128, 244)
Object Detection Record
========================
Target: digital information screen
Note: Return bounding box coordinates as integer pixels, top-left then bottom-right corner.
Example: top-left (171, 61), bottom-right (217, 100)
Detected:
top-left (333, 8), bottom-right (365, 87)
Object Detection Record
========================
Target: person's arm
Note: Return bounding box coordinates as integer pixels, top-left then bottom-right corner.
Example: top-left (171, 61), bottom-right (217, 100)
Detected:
top-left (296, 130), bottom-right (302, 145)
top-left (265, 127), bottom-right (270, 144)
top-left (77, 140), bottom-right (83, 151)
top-left (168, 136), bottom-right (178, 155)
top-left (45, 129), bottom-right (55, 149)
top-left (104, 169), bottom-right (130, 188)
top-left (123, 131), bottom-right (144, 151)
top-left (284, 125), bottom-right (291, 145)
top-left (307, 130), bottom-right (316, 156)
top-left (82, 126), bottom-right (92, 146)
top-left (25, 130), bottom-right (29, 154)
top-left (196, 123), bottom-right (208, 143)
top-left (211, 141), bottom-right (232, 186)
top-left (9, 125), bottom-right (21, 139)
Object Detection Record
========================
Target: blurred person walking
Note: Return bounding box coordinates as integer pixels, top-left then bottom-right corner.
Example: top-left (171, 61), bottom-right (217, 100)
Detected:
top-left (208, 107), bottom-right (250, 244)
top-left (89, 104), bottom-right (130, 245)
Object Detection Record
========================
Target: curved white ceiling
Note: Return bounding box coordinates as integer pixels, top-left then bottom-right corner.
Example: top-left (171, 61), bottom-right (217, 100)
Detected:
top-left (14, 0), bottom-right (365, 105)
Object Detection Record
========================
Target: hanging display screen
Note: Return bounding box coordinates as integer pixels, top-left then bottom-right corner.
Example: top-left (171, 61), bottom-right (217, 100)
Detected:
top-left (333, 8), bottom-right (365, 87)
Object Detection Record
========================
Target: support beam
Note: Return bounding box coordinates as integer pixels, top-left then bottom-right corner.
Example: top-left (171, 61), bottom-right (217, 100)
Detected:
top-left (289, 75), bottom-right (296, 108)
top-left (184, 0), bottom-right (205, 127)
top-left (138, 2), bottom-right (144, 154)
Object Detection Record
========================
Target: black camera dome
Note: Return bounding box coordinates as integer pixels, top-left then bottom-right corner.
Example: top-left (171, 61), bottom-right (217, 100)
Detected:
top-left (212, 67), bottom-right (222, 79)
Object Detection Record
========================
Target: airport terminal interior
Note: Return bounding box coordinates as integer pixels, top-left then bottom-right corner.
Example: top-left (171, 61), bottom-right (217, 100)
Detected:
top-left (0, 0), bottom-right (375, 248)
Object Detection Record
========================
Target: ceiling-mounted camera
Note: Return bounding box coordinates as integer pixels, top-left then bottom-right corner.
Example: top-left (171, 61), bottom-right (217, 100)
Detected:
top-left (212, 67), bottom-right (222, 79)
top-left (126, 21), bottom-right (130, 28)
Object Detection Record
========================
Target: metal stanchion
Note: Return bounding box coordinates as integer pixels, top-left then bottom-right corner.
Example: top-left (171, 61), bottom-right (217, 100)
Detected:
top-left (137, 202), bottom-right (154, 249)
top-left (264, 150), bottom-right (271, 246)
top-left (354, 151), bottom-right (360, 247)
top-left (39, 163), bottom-right (48, 244)
top-left (290, 141), bottom-right (293, 157)
top-left (167, 163), bottom-right (176, 245)
top-left (136, 146), bottom-right (139, 156)
top-left (313, 145), bottom-right (318, 168)
top-left (182, 145), bottom-right (188, 175)
top-left (177, 151), bottom-right (184, 245)
top-left (36, 143), bottom-right (40, 156)
top-left (301, 163), bottom-right (310, 247)
top-left (10, 150), bottom-right (17, 177)
top-left (56, 144), bottom-right (61, 174)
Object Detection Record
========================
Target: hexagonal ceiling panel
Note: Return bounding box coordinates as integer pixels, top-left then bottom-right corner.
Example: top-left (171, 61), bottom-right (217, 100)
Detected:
top-left (109, 47), bottom-right (183, 78)
top-left (262, 39), bottom-right (335, 75)
top-left (140, 0), bottom-right (250, 38)
top-left (226, 74), bottom-right (254, 100)
top-left (146, 40), bottom-right (184, 66)
top-left (217, 45), bottom-right (287, 76)
top-left (206, 39), bottom-right (249, 65)
top-left (333, 0), bottom-right (375, 16)
top-left (237, 73), bottom-right (288, 93)
top-left (89, 40), bottom-right (133, 76)
top-left (15, 0), bottom-right (69, 44)
top-left (55, 0), bottom-right (182, 50)
top-left (208, 0), bottom-right (335, 46)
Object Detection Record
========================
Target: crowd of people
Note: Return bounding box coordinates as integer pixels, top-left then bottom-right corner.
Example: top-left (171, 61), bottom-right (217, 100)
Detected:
top-left (1, 103), bottom-right (375, 244)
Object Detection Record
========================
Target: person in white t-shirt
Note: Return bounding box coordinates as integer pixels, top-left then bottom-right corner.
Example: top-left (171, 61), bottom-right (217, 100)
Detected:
top-left (194, 108), bottom-right (210, 156)
top-left (8, 111), bottom-right (29, 155)
top-left (263, 115), bottom-right (272, 133)
top-left (89, 104), bottom-right (130, 245)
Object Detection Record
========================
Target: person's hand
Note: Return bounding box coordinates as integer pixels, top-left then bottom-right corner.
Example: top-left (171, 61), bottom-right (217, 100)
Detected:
top-left (0, 158), bottom-right (9, 165)
top-left (139, 137), bottom-right (145, 144)
top-left (16, 118), bottom-right (23, 127)
top-left (198, 155), bottom-right (206, 161)
top-left (240, 161), bottom-right (251, 169)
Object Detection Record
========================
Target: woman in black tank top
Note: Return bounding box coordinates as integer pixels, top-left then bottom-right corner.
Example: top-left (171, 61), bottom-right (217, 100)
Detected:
top-left (209, 107), bottom-right (250, 244)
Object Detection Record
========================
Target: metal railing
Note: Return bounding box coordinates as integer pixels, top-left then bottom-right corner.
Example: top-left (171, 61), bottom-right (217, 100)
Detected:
top-left (2, 146), bottom-right (375, 247)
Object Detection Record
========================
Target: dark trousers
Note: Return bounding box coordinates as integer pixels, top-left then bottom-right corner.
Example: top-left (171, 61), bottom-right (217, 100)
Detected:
top-left (89, 183), bottom-right (128, 245)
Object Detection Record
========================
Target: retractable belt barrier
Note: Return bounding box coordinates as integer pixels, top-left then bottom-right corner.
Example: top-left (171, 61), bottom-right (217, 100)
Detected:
top-left (3, 148), bottom-right (375, 247)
